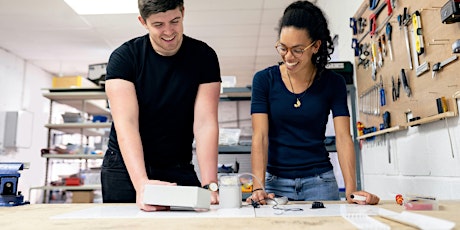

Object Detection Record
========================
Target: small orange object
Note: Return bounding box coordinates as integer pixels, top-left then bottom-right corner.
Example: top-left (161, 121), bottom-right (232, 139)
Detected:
top-left (357, 122), bottom-right (364, 136)
top-left (241, 183), bottom-right (253, 193)
top-left (64, 177), bottom-right (81, 186)
top-left (395, 194), bottom-right (404, 205)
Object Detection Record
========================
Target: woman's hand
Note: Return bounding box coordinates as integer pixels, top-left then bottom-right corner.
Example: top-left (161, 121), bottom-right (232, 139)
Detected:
top-left (347, 190), bottom-right (380, 205)
top-left (245, 189), bottom-right (275, 206)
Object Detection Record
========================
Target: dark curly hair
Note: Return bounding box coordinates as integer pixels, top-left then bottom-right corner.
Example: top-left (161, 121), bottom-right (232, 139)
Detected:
top-left (278, 1), bottom-right (334, 74)
top-left (138, 0), bottom-right (184, 20)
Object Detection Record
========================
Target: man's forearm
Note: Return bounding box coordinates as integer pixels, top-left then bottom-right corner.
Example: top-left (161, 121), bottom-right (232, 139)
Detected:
top-left (195, 125), bottom-right (219, 185)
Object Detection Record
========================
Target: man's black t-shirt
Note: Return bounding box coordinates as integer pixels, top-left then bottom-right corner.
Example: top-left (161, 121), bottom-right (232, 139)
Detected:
top-left (106, 34), bottom-right (221, 167)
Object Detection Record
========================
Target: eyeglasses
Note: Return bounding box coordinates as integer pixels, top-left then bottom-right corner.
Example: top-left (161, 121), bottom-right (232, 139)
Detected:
top-left (275, 41), bottom-right (316, 58)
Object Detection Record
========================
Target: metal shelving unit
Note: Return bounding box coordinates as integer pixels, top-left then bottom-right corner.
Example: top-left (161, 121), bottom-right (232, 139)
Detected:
top-left (35, 88), bottom-right (110, 203)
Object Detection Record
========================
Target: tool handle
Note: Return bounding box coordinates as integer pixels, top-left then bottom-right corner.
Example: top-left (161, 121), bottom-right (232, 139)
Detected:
top-left (392, 86), bottom-right (396, 101)
top-left (352, 38), bottom-right (359, 56)
top-left (386, 23), bottom-right (392, 40)
top-left (350, 18), bottom-right (357, 35)
top-left (380, 87), bottom-right (386, 106)
top-left (369, 0), bottom-right (379, 10)
top-left (400, 69), bottom-right (408, 85)
top-left (403, 7), bottom-right (409, 23)
top-left (400, 69), bottom-right (411, 96)
top-left (371, 42), bottom-right (377, 61)
top-left (369, 14), bottom-right (377, 36)
top-left (385, 0), bottom-right (393, 15)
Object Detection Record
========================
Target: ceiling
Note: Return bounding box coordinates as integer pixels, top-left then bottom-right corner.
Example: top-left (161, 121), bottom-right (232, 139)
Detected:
top-left (0, 0), bottom-right (318, 87)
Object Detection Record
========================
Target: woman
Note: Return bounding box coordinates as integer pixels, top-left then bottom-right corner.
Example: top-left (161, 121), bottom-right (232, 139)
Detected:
top-left (247, 1), bottom-right (379, 205)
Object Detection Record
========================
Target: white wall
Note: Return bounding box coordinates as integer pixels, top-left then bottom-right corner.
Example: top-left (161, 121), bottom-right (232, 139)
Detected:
top-left (360, 110), bottom-right (460, 200)
top-left (317, 0), bottom-right (363, 64)
top-left (0, 47), bottom-right (51, 203)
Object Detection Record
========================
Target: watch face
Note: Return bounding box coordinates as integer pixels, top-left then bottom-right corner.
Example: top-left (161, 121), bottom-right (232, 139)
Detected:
top-left (209, 183), bottom-right (218, 191)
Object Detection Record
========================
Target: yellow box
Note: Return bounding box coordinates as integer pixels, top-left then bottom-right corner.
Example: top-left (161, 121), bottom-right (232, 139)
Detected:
top-left (71, 191), bottom-right (94, 203)
top-left (52, 76), bottom-right (98, 88)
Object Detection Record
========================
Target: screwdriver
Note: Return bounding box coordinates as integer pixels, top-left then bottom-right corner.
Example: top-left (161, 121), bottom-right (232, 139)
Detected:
top-left (386, 22), bottom-right (394, 61)
top-left (371, 41), bottom-right (378, 80)
top-left (378, 36), bottom-right (384, 67)
top-left (381, 34), bottom-right (387, 57)
top-left (380, 75), bottom-right (386, 106)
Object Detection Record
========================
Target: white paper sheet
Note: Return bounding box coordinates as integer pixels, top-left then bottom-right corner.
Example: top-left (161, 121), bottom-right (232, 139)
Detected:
top-left (51, 202), bottom-right (455, 230)
top-left (253, 204), bottom-right (381, 217)
top-left (51, 205), bottom-right (255, 219)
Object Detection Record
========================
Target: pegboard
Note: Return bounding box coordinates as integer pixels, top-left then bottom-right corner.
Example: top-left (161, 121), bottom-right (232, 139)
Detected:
top-left (353, 0), bottom-right (460, 129)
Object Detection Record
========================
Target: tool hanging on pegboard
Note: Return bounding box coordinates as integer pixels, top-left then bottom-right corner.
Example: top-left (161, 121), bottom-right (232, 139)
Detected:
top-left (359, 0), bottom-right (393, 43)
top-left (353, 0), bottom-right (460, 130)
top-left (391, 76), bottom-right (400, 101)
top-left (371, 41), bottom-right (378, 80)
top-left (432, 55), bottom-right (459, 78)
top-left (400, 69), bottom-right (411, 97)
top-left (379, 75), bottom-right (386, 107)
top-left (377, 36), bottom-right (384, 67)
top-left (412, 11), bottom-right (425, 55)
top-left (359, 84), bottom-right (382, 116)
top-left (452, 39), bottom-right (460, 53)
top-left (411, 10), bottom-right (430, 77)
top-left (350, 1), bottom-right (368, 40)
top-left (441, 0), bottom-right (460, 24)
top-left (370, 0), bottom-right (393, 38)
top-left (398, 8), bottom-right (413, 70)
top-left (385, 23), bottom-right (394, 61)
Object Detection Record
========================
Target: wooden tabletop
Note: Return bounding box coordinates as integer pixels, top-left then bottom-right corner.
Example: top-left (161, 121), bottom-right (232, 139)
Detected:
top-left (1, 201), bottom-right (459, 230)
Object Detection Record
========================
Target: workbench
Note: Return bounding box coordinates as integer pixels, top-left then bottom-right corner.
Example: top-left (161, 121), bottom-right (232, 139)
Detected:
top-left (1, 200), bottom-right (459, 229)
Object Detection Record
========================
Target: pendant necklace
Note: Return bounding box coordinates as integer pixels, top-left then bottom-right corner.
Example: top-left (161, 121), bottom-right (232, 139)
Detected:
top-left (286, 69), bottom-right (315, 108)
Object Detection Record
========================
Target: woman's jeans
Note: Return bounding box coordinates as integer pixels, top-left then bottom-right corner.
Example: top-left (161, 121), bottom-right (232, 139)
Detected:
top-left (265, 169), bottom-right (340, 201)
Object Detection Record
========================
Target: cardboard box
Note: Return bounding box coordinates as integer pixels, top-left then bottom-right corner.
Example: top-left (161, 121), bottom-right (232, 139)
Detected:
top-left (71, 191), bottom-right (94, 203)
top-left (52, 76), bottom-right (98, 88)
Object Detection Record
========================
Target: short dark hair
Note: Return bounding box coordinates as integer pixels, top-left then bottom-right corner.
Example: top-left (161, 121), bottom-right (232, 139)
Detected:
top-left (138, 0), bottom-right (184, 20)
top-left (278, 1), bottom-right (334, 73)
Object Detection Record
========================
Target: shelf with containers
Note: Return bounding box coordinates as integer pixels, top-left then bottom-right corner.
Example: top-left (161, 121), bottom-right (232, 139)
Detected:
top-left (32, 88), bottom-right (111, 203)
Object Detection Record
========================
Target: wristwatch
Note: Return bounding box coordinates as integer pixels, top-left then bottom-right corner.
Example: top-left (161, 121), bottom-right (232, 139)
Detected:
top-left (202, 182), bottom-right (219, 192)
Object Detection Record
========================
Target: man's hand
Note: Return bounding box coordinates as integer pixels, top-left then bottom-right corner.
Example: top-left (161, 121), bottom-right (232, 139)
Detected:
top-left (136, 179), bottom-right (176, 211)
top-left (211, 191), bottom-right (219, 204)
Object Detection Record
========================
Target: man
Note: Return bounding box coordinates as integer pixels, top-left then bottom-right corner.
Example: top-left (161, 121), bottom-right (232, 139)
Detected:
top-left (101, 0), bottom-right (221, 211)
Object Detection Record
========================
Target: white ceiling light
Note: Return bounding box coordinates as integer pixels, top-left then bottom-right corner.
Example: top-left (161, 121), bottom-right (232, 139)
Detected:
top-left (64, 0), bottom-right (138, 15)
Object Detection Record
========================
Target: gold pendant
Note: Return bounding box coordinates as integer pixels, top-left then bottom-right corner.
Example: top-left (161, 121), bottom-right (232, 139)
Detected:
top-left (294, 98), bottom-right (301, 108)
